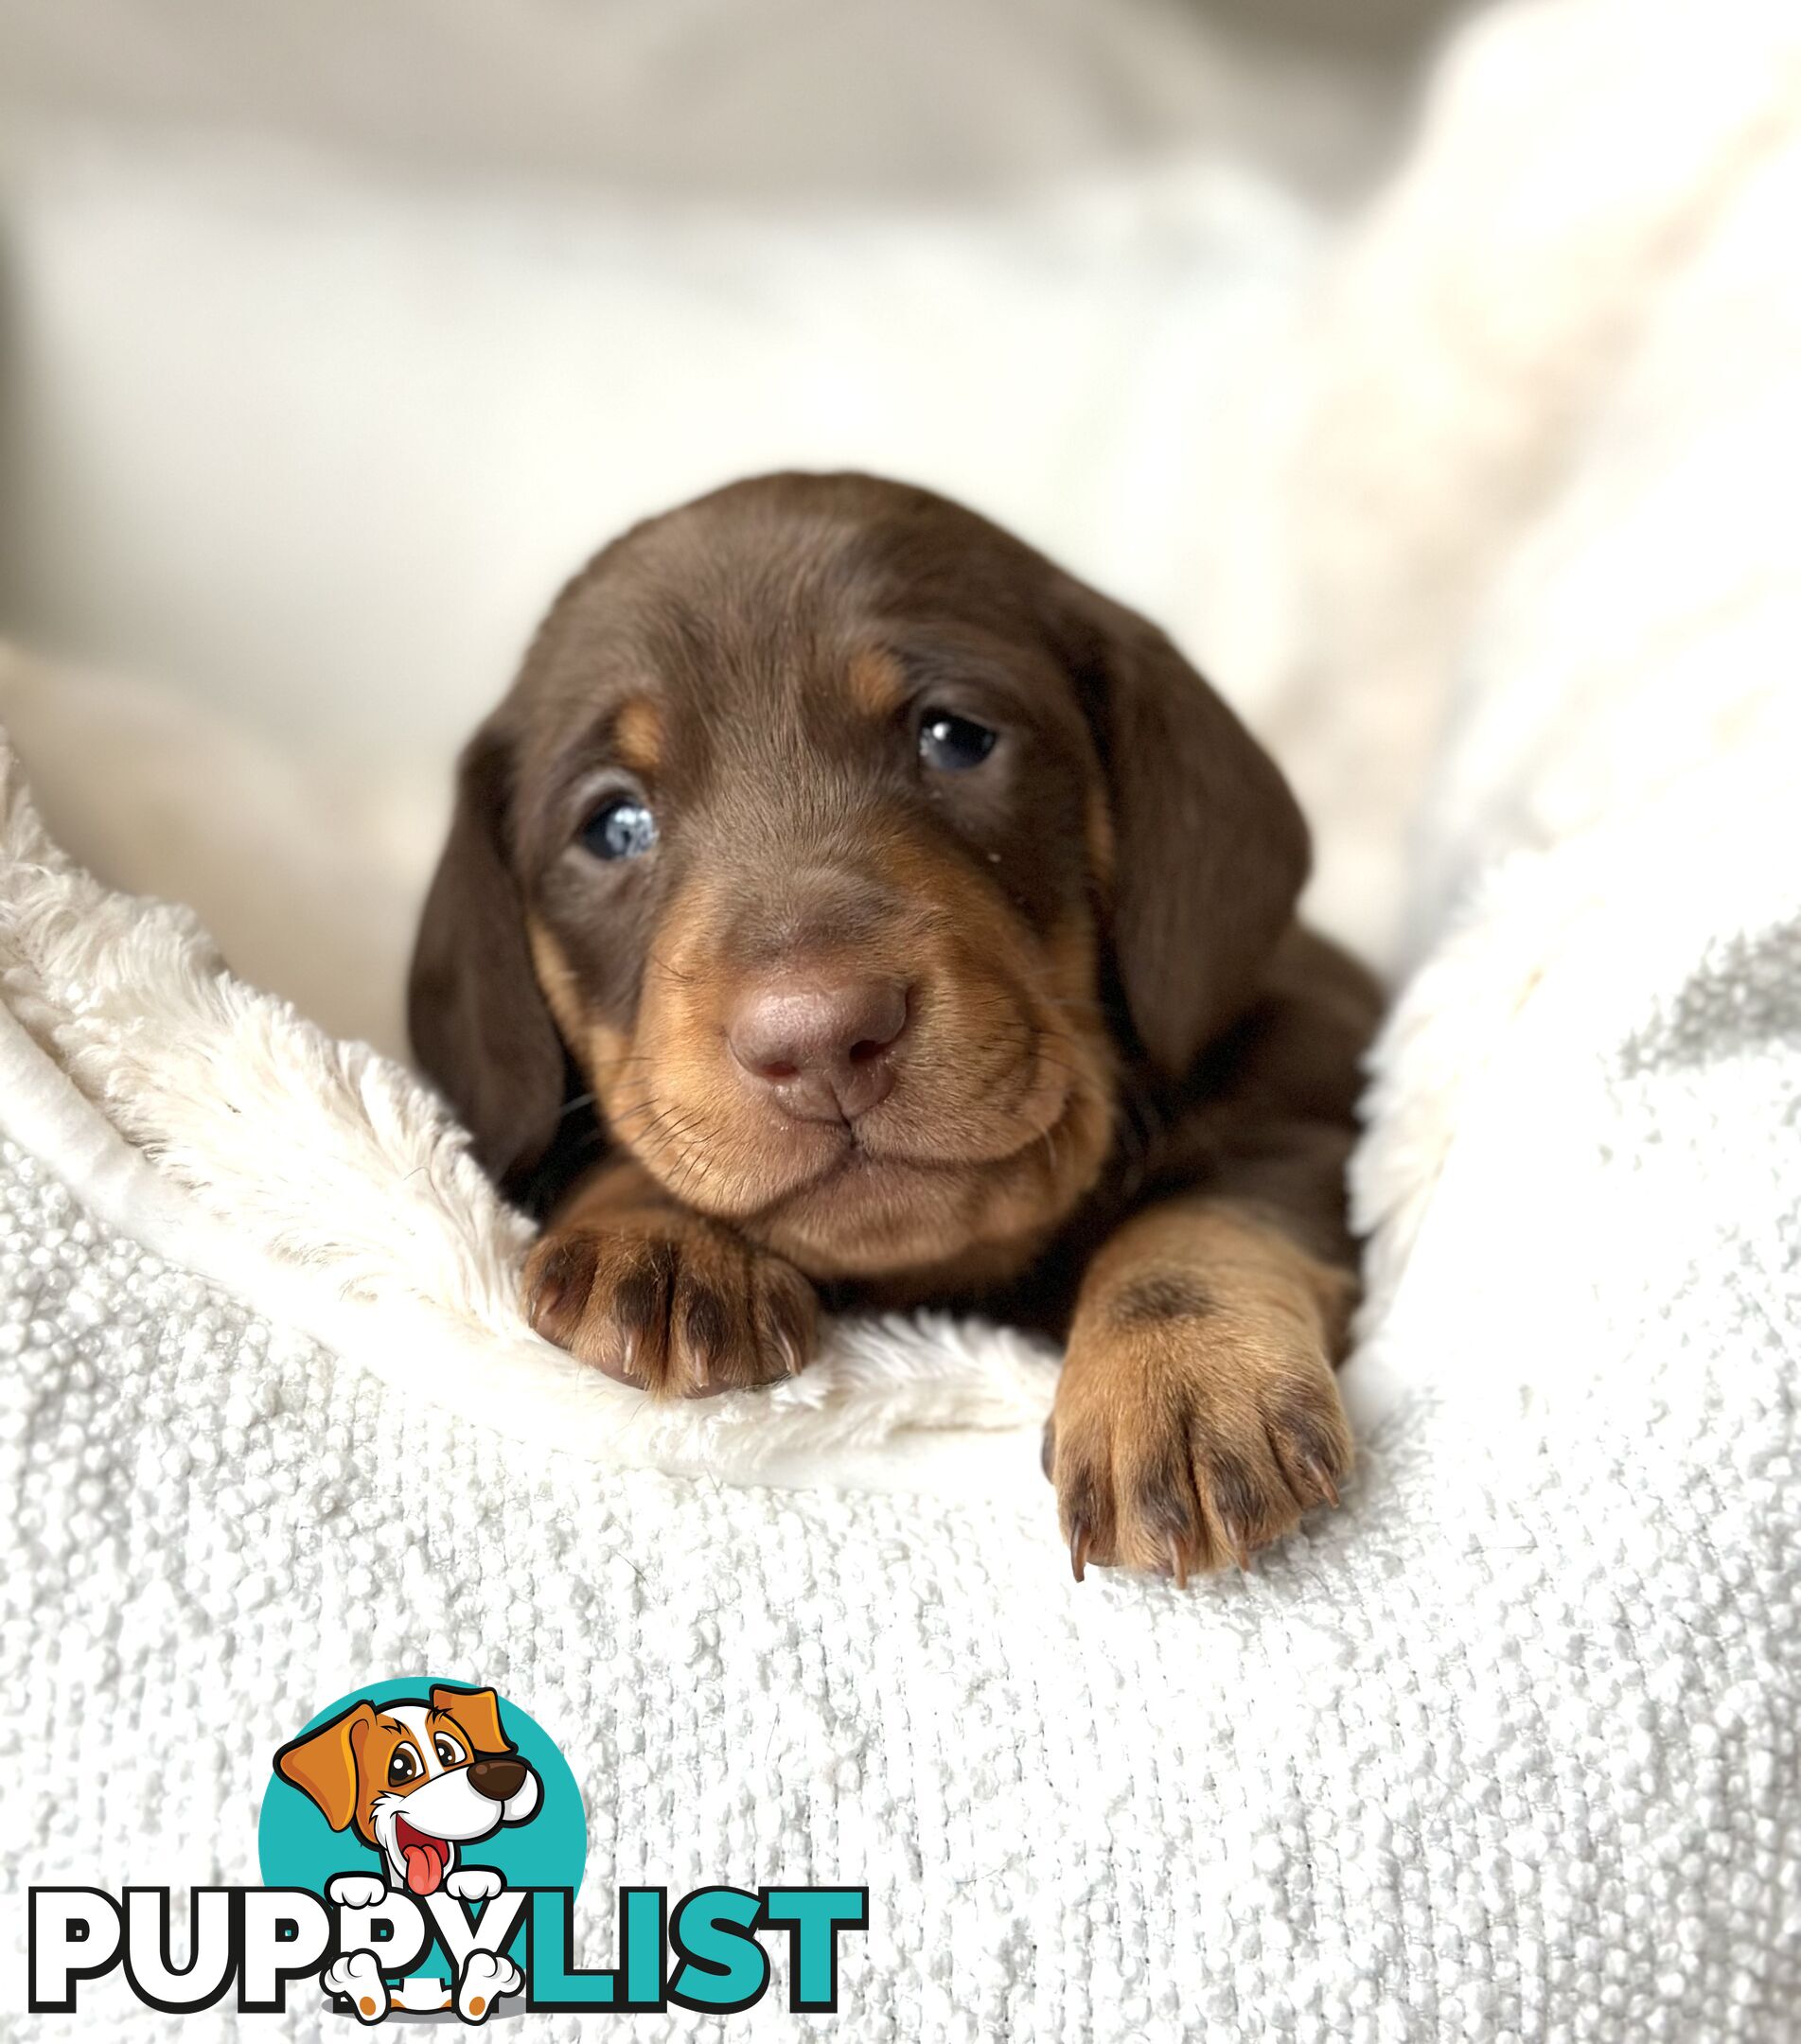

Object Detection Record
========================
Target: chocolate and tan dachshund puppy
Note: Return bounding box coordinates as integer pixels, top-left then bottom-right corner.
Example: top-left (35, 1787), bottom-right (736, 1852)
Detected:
top-left (410, 472), bottom-right (1380, 1581)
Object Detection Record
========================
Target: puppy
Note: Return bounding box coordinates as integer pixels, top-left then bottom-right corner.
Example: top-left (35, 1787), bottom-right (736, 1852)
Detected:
top-left (274, 1684), bottom-right (538, 2022)
top-left (274, 1684), bottom-right (540, 1898)
top-left (410, 472), bottom-right (1381, 1580)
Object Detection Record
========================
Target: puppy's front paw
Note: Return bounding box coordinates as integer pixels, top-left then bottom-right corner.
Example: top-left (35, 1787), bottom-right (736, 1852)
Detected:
top-left (446, 1867), bottom-right (503, 1903)
top-left (327, 1874), bottom-right (389, 1910)
top-left (1048, 1312), bottom-right (1351, 1582)
top-left (523, 1215), bottom-right (818, 1398)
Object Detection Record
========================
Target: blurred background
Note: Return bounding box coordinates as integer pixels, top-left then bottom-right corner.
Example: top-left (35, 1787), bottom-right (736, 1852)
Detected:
top-left (0, 0), bottom-right (1469, 1050)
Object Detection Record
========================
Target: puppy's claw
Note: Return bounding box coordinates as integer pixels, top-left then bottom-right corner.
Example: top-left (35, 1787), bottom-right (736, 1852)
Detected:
top-left (1069, 1516), bottom-right (1092, 1583)
top-left (524, 1262), bottom-right (565, 1330)
top-left (1303, 1456), bottom-right (1340, 1508)
top-left (1166, 1533), bottom-right (1189, 1590)
top-left (779, 1330), bottom-right (804, 1378)
top-left (1219, 1518), bottom-right (1252, 1572)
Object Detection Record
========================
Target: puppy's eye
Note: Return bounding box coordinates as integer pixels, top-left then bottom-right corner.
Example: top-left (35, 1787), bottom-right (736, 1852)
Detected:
top-left (433, 1734), bottom-right (466, 1768)
top-left (918, 710), bottom-right (998, 773)
top-left (581, 796), bottom-right (658, 861)
top-left (387, 1746), bottom-right (420, 1787)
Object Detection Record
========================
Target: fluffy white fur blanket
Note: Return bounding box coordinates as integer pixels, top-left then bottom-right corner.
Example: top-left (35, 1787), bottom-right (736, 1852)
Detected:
top-left (6, 1), bottom-right (1801, 2036)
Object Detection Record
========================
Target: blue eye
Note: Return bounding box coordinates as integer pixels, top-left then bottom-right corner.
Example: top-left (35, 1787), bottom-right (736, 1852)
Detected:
top-left (581, 796), bottom-right (658, 861)
top-left (918, 710), bottom-right (998, 772)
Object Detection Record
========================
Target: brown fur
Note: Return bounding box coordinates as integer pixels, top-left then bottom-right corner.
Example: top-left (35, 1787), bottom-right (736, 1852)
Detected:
top-left (410, 471), bottom-right (1382, 1577)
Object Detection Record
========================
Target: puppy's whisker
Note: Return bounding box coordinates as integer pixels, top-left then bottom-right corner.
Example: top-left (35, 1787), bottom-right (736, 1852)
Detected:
top-left (650, 1114), bottom-right (706, 1165)
top-left (604, 1107), bottom-right (701, 1183)
top-left (666, 1126), bottom-right (720, 1204)
top-left (646, 1125), bottom-right (714, 1193)
top-left (606, 1101), bottom-right (679, 1136)
top-left (589, 1063), bottom-right (658, 1095)
top-left (632, 1107), bottom-right (704, 1170)
top-left (609, 1095), bottom-right (676, 1130)
top-left (646, 949), bottom-right (697, 987)
top-left (606, 1084), bottom-right (697, 1128)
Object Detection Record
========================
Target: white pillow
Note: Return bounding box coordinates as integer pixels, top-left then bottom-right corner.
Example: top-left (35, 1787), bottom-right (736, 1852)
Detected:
top-left (0, 132), bottom-right (1314, 788)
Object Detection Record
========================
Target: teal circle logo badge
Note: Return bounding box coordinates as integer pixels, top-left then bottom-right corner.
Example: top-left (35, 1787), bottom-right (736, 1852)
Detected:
top-left (259, 1678), bottom-right (585, 2020)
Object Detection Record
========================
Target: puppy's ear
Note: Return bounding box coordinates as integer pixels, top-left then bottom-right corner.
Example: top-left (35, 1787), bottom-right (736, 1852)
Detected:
top-left (431, 1683), bottom-right (511, 1755)
top-left (1059, 583), bottom-right (1310, 1077)
top-left (274, 1700), bottom-right (376, 1832)
top-left (409, 722), bottom-right (567, 1196)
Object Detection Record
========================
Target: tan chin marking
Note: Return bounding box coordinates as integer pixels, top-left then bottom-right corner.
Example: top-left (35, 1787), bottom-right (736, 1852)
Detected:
top-left (755, 1168), bottom-right (1054, 1288)
top-left (750, 1061), bottom-right (1115, 1287)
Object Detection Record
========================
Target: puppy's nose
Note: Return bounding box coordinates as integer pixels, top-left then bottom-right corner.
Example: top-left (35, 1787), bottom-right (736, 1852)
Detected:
top-left (727, 976), bottom-right (908, 1122)
top-left (468, 1756), bottom-right (527, 1804)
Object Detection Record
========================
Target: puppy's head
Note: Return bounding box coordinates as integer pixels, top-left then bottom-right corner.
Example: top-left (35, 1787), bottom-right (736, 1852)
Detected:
top-left (411, 473), bottom-right (1307, 1285)
top-left (274, 1684), bottom-right (539, 1895)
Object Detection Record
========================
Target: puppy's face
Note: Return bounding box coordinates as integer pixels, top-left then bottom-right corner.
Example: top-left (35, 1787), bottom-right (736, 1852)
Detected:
top-left (413, 474), bottom-right (1309, 1288)
top-left (506, 516), bottom-right (1119, 1282)
top-left (274, 1685), bottom-right (540, 1897)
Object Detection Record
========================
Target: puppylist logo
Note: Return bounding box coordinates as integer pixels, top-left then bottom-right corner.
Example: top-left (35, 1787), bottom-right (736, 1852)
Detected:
top-left (29, 1678), bottom-right (867, 2025)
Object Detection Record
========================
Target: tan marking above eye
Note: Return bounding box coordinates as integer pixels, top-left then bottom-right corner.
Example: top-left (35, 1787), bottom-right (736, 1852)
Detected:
top-left (846, 648), bottom-right (908, 718)
top-left (612, 696), bottom-right (663, 777)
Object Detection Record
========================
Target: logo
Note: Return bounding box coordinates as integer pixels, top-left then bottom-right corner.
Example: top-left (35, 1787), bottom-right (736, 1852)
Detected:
top-left (29, 1677), bottom-right (867, 2025)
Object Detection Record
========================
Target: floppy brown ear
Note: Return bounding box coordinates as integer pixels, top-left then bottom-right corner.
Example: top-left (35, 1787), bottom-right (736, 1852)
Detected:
top-left (409, 721), bottom-right (568, 1195)
top-left (274, 1700), bottom-right (375, 1833)
top-left (432, 1683), bottom-right (513, 1754)
top-left (1061, 584), bottom-right (1310, 1078)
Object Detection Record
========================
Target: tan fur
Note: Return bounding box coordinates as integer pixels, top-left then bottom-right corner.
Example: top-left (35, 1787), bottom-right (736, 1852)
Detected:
top-left (846, 648), bottom-right (908, 717)
top-left (433, 1684), bottom-right (507, 1755)
top-left (274, 1700), bottom-right (374, 1835)
top-left (527, 917), bottom-right (631, 1087)
top-left (1084, 783), bottom-right (1116, 888)
top-left (575, 838), bottom-right (1116, 1287)
top-left (1049, 1201), bottom-right (1355, 1579)
top-left (612, 696), bottom-right (663, 777)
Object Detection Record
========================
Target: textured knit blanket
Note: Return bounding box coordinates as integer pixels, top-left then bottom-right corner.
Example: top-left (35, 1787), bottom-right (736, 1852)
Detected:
top-left (7, 2), bottom-right (1801, 2037)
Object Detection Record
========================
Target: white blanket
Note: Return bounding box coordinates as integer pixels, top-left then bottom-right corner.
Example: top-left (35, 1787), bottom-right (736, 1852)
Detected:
top-left (7, 2), bottom-right (1801, 2036)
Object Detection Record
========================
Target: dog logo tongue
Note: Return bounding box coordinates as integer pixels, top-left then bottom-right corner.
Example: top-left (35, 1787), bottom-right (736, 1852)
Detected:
top-left (397, 1823), bottom-right (448, 1896)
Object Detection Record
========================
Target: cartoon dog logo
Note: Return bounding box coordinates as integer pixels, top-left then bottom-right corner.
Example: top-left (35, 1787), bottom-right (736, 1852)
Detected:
top-left (274, 1683), bottom-right (540, 2021)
